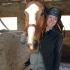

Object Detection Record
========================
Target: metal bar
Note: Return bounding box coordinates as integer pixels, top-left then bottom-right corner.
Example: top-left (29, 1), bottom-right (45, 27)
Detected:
top-left (0, 19), bottom-right (9, 30)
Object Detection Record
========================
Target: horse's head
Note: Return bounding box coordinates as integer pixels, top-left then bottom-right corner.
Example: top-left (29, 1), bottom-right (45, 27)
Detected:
top-left (24, 1), bottom-right (46, 50)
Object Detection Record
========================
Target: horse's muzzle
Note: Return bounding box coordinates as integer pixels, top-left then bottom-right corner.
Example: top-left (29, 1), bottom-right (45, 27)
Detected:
top-left (27, 40), bottom-right (39, 51)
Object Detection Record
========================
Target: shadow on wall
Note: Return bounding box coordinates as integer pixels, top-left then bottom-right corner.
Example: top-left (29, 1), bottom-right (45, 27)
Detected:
top-left (61, 44), bottom-right (70, 63)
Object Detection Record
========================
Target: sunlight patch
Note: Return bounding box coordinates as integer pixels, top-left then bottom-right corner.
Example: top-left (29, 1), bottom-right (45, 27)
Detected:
top-left (61, 16), bottom-right (70, 30)
top-left (0, 17), bottom-right (17, 30)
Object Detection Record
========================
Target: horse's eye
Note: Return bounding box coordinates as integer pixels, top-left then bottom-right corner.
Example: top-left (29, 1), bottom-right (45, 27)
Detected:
top-left (41, 12), bottom-right (44, 16)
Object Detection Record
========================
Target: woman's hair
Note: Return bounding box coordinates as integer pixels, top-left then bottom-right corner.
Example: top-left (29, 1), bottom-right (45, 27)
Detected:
top-left (55, 20), bottom-right (64, 32)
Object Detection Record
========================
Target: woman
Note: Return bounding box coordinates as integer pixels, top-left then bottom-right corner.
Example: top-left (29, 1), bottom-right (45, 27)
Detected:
top-left (39, 7), bottom-right (63, 70)
top-left (30, 7), bottom-right (63, 70)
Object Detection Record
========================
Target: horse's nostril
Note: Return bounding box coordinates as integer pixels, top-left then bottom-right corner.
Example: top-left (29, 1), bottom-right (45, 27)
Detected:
top-left (33, 40), bottom-right (38, 48)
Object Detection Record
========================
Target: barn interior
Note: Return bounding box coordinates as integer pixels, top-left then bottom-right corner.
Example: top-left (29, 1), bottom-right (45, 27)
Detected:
top-left (0, 0), bottom-right (70, 70)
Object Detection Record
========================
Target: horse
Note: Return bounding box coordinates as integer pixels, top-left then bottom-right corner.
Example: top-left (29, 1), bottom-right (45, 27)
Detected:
top-left (24, 0), bottom-right (47, 51)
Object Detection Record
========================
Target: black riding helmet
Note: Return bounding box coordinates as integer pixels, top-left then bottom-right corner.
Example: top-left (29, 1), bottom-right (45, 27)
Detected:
top-left (48, 7), bottom-right (62, 21)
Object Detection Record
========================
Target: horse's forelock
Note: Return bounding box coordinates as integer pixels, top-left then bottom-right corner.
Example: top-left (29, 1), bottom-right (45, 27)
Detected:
top-left (35, 13), bottom-right (46, 40)
top-left (25, 1), bottom-right (44, 10)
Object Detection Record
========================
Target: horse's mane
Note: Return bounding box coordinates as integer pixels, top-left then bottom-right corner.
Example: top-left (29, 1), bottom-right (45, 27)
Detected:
top-left (35, 12), bottom-right (47, 41)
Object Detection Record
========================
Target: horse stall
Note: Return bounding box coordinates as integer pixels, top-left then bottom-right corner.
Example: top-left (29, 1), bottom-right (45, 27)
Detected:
top-left (0, 0), bottom-right (70, 70)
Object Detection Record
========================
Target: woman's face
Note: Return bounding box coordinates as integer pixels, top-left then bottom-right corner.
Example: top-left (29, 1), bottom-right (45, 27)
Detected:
top-left (47, 15), bottom-right (58, 28)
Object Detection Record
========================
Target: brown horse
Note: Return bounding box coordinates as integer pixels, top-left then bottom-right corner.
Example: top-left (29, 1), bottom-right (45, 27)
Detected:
top-left (24, 0), bottom-right (47, 51)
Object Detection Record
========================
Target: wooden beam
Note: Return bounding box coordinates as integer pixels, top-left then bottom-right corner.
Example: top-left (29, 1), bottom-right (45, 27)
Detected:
top-left (45, 1), bottom-right (70, 15)
top-left (0, 1), bottom-right (70, 17)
